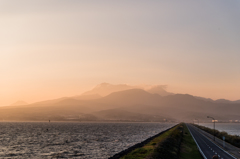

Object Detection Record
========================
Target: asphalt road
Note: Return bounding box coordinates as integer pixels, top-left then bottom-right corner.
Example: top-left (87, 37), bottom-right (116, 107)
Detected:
top-left (186, 124), bottom-right (237, 159)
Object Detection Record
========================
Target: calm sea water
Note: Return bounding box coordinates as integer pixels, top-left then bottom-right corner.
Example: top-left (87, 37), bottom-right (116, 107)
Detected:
top-left (0, 122), bottom-right (175, 159)
top-left (199, 123), bottom-right (240, 136)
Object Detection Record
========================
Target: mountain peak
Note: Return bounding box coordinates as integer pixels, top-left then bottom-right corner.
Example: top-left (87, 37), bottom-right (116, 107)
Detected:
top-left (95, 82), bottom-right (112, 87)
top-left (97, 88), bottom-right (161, 107)
top-left (146, 85), bottom-right (173, 96)
top-left (82, 83), bottom-right (174, 97)
top-left (82, 83), bottom-right (134, 96)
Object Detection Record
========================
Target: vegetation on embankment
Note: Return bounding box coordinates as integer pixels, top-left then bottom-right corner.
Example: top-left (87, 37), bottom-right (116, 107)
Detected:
top-left (179, 124), bottom-right (202, 159)
top-left (193, 124), bottom-right (240, 148)
top-left (120, 124), bottom-right (182, 159)
top-left (117, 123), bottom-right (202, 159)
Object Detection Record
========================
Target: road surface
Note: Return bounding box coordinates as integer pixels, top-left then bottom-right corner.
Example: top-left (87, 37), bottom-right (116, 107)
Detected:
top-left (186, 124), bottom-right (237, 159)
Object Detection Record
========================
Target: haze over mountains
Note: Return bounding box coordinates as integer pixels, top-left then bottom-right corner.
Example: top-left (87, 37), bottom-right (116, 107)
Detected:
top-left (10, 101), bottom-right (28, 106)
top-left (2, 83), bottom-right (240, 122)
top-left (81, 83), bottom-right (173, 97)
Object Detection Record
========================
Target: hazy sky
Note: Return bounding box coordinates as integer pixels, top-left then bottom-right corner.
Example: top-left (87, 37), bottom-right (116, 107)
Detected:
top-left (1, 0), bottom-right (240, 105)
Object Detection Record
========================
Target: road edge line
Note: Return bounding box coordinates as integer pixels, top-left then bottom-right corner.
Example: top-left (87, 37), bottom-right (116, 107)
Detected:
top-left (194, 125), bottom-right (238, 159)
top-left (186, 124), bottom-right (207, 159)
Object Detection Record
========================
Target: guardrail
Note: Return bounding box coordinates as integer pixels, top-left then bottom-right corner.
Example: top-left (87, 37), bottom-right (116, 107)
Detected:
top-left (193, 125), bottom-right (238, 159)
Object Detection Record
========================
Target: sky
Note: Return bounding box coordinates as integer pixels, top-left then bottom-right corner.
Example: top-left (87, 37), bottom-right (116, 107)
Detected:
top-left (1, 0), bottom-right (240, 106)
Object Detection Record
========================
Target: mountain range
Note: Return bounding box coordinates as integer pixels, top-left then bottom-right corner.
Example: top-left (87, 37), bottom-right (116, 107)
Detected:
top-left (1, 83), bottom-right (240, 122)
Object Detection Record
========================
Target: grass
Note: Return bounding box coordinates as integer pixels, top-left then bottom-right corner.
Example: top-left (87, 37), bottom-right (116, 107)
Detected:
top-left (179, 124), bottom-right (202, 159)
top-left (120, 123), bottom-right (203, 159)
top-left (120, 125), bottom-right (179, 159)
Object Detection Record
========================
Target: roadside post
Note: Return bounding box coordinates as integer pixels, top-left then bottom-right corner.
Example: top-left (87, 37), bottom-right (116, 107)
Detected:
top-left (223, 136), bottom-right (225, 148)
top-left (207, 116), bottom-right (216, 141)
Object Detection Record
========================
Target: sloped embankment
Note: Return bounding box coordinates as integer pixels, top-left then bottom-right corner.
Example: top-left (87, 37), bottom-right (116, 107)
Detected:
top-left (109, 123), bottom-right (202, 159)
top-left (179, 124), bottom-right (202, 159)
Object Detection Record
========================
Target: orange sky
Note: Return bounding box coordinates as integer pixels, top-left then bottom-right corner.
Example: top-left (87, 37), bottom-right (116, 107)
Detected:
top-left (1, 0), bottom-right (240, 106)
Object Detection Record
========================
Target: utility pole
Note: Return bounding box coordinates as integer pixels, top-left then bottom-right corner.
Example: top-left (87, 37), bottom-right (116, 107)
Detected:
top-left (207, 116), bottom-right (215, 141)
top-left (195, 119), bottom-right (199, 125)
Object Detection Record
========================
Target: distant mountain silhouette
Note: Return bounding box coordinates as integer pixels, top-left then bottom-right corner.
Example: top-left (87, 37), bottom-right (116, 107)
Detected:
top-left (194, 96), bottom-right (214, 102)
top-left (81, 83), bottom-right (135, 96)
top-left (214, 99), bottom-right (240, 104)
top-left (73, 94), bottom-right (102, 100)
top-left (1, 83), bottom-right (240, 122)
top-left (16, 94), bottom-right (102, 108)
top-left (190, 96), bottom-right (240, 104)
top-left (96, 89), bottom-right (162, 107)
top-left (81, 83), bottom-right (174, 97)
top-left (146, 85), bottom-right (173, 96)
top-left (214, 99), bottom-right (232, 104)
top-left (233, 100), bottom-right (240, 104)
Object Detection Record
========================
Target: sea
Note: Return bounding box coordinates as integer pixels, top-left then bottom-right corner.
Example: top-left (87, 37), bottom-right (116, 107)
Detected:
top-left (199, 123), bottom-right (240, 136)
top-left (0, 122), bottom-right (175, 159)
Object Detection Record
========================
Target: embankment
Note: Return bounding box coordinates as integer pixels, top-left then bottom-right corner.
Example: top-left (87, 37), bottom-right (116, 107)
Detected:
top-left (109, 123), bottom-right (202, 159)
top-left (109, 124), bottom-right (178, 159)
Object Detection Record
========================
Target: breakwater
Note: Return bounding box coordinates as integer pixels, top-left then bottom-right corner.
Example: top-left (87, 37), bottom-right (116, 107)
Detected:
top-left (109, 124), bottom-right (178, 159)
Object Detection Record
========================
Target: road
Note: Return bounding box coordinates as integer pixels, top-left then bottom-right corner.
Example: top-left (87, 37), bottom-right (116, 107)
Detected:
top-left (186, 124), bottom-right (237, 159)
